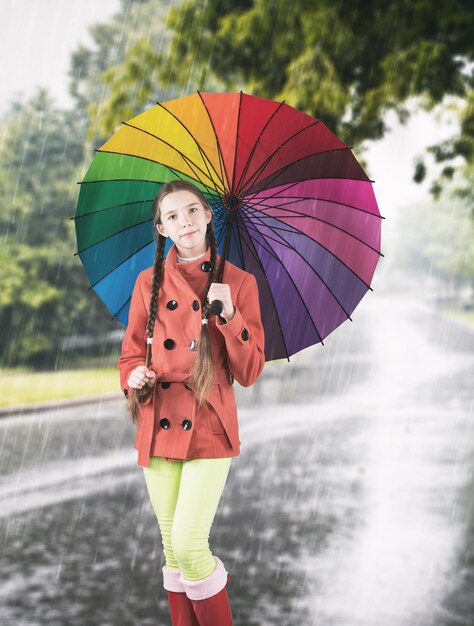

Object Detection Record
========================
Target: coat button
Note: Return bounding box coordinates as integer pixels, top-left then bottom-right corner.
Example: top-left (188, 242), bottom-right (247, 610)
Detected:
top-left (241, 328), bottom-right (249, 341)
top-left (189, 339), bottom-right (196, 351)
top-left (201, 261), bottom-right (212, 272)
top-left (123, 388), bottom-right (129, 398)
top-left (167, 300), bottom-right (178, 310)
top-left (159, 418), bottom-right (170, 429)
top-left (164, 338), bottom-right (176, 349)
top-left (192, 300), bottom-right (200, 311)
top-left (161, 382), bottom-right (170, 389)
top-left (182, 419), bottom-right (193, 430)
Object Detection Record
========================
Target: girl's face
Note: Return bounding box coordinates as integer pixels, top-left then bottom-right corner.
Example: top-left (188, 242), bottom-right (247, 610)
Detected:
top-left (156, 189), bottom-right (212, 258)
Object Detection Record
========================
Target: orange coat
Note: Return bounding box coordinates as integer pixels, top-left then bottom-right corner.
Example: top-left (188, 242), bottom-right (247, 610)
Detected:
top-left (117, 242), bottom-right (265, 467)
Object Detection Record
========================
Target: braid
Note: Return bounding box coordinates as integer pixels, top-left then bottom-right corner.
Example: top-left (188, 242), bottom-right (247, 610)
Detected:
top-left (127, 233), bottom-right (166, 425)
top-left (189, 220), bottom-right (220, 407)
top-left (146, 233), bottom-right (167, 360)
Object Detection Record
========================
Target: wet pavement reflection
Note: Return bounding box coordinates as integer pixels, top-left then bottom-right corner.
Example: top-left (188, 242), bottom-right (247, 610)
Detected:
top-left (0, 293), bottom-right (473, 625)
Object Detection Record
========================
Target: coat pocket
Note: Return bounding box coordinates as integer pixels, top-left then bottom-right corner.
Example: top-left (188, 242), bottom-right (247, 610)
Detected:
top-left (208, 403), bottom-right (225, 434)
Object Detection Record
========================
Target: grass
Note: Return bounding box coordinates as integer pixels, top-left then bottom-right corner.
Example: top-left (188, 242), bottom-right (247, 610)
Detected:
top-left (0, 367), bottom-right (120, 407)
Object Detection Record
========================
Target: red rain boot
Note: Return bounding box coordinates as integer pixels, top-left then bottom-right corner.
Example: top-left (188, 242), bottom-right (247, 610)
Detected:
top-left (163, 565), bottom-right (200, 626)
top-left (180, 556), bottom-right (233, 626)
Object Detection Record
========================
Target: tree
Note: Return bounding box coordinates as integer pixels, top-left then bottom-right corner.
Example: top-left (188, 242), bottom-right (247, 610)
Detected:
top-left (85, 0), bottom-right (474, 203)
top-left (68, 0), bottom-right (182, 144)
top-left (0, 91), bottom-right (116, 367)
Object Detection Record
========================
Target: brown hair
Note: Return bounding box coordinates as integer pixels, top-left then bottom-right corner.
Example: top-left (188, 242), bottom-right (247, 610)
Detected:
top-left (126, 180), bottom-right (220, 425)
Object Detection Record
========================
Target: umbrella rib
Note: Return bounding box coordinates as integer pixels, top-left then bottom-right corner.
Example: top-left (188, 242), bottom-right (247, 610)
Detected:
top-left (243, 186), bottom-right (383, 219)
top-left (74, 191), bottom-right (219, 221)
top-left (78, 196), bottom-right (223, 258)
top-left (230, 91), bottom-right (243, 195)
top-left (233, 99), bottom-right (286, 197)
top-left (155, 100), bottom-right (226, 196)
top-left (74, 169), bottom-right (220, 220)
top-left (78, 154), bottom-right (221, 199)
top-left (75, 217), bottom-right (153, 255)
top-left (242, 211), bottom-right (359, 318)
top-left (74, 198), bottom-right (153, 221)
top-left (236, 212), bottom-right (325, 347)
top-left (120, 121), bottom-right (225, 195)
top-left (236, 118), bottom-right (321, 196)
top-left (112, 293), bottom-right (132, 322)
top-left (240, 201), bottom-right (383, 258)
top-left (197, 90), bottom-right (230, 193)
top-left (86, 237), bottom-right (156, 291)
top-left (241, 202), bottom-right (374, 292)
top-left (241, 145), bottom-right (369, 199)
top-left (232, 212), bottom-right (294, 359)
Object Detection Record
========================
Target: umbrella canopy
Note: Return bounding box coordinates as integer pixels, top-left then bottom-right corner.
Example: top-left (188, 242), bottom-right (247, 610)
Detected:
top-left (74, 91), bottom-right (383, 361)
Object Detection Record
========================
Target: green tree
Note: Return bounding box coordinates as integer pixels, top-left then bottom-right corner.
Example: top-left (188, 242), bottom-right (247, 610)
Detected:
top-left (0, 91), bottom-right (116, 368)
top-left (68, 0), bottom-right (182, 143)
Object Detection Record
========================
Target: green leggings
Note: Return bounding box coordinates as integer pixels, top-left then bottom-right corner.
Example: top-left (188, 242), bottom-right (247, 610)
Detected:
top-left (143, 455), bottom-right (233, 581)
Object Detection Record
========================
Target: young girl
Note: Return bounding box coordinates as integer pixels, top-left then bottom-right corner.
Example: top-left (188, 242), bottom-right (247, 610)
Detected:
top-left (117, 180), bottom-right (265, 626)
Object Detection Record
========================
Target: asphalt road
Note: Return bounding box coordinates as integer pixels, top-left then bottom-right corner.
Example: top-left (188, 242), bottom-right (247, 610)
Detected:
top-left (0, 293), bottom-right (473, 626)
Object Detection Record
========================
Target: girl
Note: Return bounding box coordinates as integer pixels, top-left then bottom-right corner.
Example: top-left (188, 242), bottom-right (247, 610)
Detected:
top-left (117, 180), bottom-right (265, 626)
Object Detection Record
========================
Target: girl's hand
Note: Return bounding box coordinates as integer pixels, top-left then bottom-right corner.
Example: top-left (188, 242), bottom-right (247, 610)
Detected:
top-left (127, 365), bottom-right (156, 389)
top-left (207, 283), bottom-right (235, 321)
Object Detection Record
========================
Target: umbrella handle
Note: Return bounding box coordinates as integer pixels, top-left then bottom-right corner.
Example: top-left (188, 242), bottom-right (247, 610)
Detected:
top-left (209, 299), bottom-right (223, 316)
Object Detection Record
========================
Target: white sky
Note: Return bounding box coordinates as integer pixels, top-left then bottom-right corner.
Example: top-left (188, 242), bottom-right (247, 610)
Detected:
top-left (1, 0), bottom-right (461, 241)
top-left (1, 0), bottom-right (120, 112)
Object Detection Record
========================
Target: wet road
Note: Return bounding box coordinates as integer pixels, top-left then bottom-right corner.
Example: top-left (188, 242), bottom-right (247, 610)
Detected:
top-left (0, 293), bottom-right (473, 626)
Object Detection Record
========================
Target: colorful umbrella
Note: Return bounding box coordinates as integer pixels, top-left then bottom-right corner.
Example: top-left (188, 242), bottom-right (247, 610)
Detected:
top-left (74, 91), bottom-right (383, 361)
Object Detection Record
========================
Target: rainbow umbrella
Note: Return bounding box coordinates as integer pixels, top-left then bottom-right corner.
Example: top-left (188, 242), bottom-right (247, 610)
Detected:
top-left (74, 91), bottom-right (383, 361)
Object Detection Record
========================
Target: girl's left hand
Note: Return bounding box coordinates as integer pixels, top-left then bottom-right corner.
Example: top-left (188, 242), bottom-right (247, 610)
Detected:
top-left (207, 283), bottom-right (235, 321)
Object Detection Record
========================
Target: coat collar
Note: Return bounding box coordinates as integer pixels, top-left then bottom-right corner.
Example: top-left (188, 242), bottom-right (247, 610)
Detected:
top-left (164, 241), bottom-right (220, 278)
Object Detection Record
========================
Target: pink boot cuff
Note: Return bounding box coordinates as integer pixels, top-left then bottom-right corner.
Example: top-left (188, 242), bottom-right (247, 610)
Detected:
top-left (180, 556), bottom-right (229, 600)
top-left (162, 565), bottom-right (186, 592)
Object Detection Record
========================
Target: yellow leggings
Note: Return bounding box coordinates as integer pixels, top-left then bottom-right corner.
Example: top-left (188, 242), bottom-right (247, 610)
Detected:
top-left (143, 455), bottom-right (233, 581)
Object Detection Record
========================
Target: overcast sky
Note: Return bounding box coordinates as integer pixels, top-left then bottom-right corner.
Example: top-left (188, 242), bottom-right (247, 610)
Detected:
top-left (2, 0), bottom-right (120, 112)
top-left (2, 0), bottom-right (460, 241)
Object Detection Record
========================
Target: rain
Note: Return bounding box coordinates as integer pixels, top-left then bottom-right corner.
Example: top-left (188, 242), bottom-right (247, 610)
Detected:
top-left (1, 1), bottom-right (473, 625)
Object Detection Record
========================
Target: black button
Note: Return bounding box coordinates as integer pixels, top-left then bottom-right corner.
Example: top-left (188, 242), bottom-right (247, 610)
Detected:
top-left (167, 300), bottom-right (178, 310)
top-left (161, 382), bottom-right (170, 389)
top-left (201, 261), bottom-right (212, 272)
top-left (192, 300), bottom-right (200, 311)
top-left (159, 418), bottom-right (170, 429)
top-left (182, 419), bottom-right (193, 430)
top-left (164, 338), bottom-right (175, 350)
top-left (123, 388), bottom-right (129, 398)
top-left (241, 328), bottom-right (249, 341)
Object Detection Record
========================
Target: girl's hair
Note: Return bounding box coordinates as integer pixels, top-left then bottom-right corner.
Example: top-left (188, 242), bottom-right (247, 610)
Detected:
top-left (127, 179), bottom-right (220, 425)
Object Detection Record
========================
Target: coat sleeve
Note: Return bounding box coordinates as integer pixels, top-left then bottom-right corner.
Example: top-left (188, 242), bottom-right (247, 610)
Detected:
top-left (116, 272), bottom-right (148, 397)
top-left (216, 272), bottom-right (265, 387)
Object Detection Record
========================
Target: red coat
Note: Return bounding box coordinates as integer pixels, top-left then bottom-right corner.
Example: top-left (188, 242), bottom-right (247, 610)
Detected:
top-left (117, 242), bottom-right (265, 467)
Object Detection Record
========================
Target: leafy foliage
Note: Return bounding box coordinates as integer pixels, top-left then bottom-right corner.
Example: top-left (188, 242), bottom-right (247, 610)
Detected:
top-left (85, 0), bottom-right (474, 200)
top-left (0, 91), bottom-right (116, 367)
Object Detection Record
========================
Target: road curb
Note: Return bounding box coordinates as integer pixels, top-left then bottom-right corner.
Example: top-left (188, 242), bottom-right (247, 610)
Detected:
top-left (0, 392), bottom-right (123, 418)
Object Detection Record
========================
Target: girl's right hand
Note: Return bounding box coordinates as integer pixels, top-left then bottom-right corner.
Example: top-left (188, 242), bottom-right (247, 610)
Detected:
top-left (127, 365), bottom-right (157, 389)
